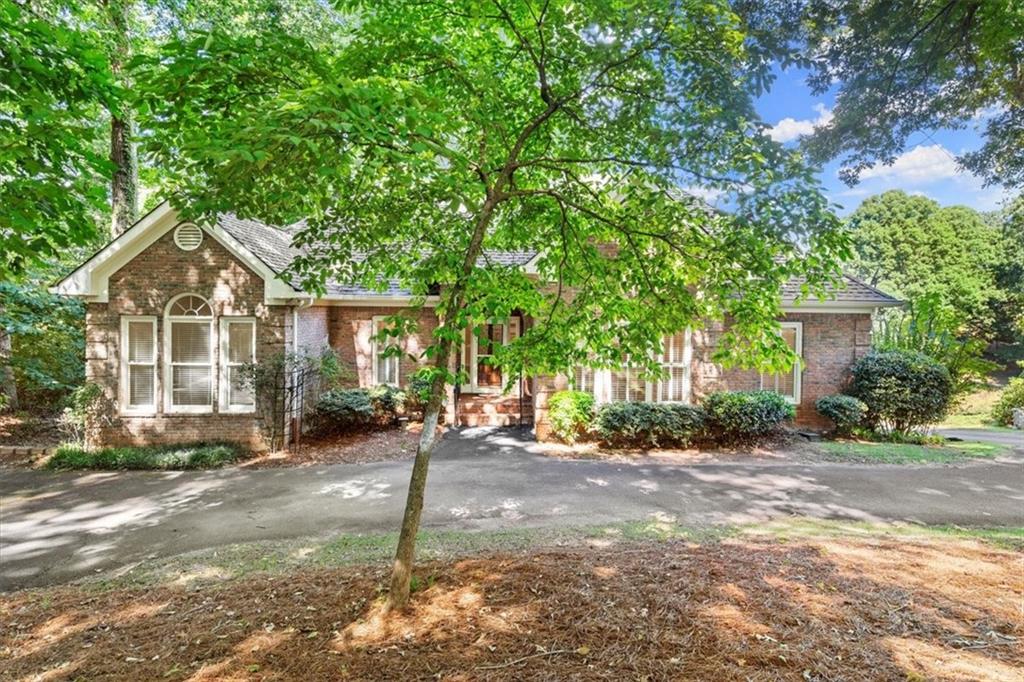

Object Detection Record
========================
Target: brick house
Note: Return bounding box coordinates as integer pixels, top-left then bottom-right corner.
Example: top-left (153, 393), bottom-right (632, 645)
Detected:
top-left (54, 202), bottom-right (899, 448)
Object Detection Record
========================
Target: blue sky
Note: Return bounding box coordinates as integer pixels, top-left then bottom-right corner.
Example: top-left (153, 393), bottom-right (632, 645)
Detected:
top-left (753, 69), bottom-right (1010, 216)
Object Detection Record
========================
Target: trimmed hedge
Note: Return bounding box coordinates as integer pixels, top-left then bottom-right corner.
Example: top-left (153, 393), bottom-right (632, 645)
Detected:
top-left (47, 442), bottom-right (246, 470)
top-left (702, 390), bottom-right (795, 443)
top-left (848, 350), bottom-right (953, 434)
top-left (815, 394), bottom-right (867, 435)
top-left (595, 401), bottom-right (706, 448)
top-left (547, 390), bottom-right (595, 443)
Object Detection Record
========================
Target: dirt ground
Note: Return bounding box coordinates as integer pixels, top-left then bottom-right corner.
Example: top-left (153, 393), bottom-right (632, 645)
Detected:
top-left (2, 533), bottom-right (1020, 681)
top-left (0, 412), bottom-right (61, 448)
top-left (242, 423), bottom-right (423, 468)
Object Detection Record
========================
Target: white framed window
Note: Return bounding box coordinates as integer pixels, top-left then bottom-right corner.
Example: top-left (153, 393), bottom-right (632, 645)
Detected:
top-left (219, 317), bottom-right (256, 412)
top-left (371, 316), bottom-right (400, 386)
top-left (656, 330), bottom-right (692, 403)
top-left (120, 315), bottom-right (157, 414)
top-left (760, 321), bottom-right (803, 404)
top-left (464, 318), bottom-right (520, 394)
top-left (164, 293), bottom-right (214, 413)
top-left (606, 363), bottom-right (649, 402)
top-left (574, 331), bottom-right (692, 404)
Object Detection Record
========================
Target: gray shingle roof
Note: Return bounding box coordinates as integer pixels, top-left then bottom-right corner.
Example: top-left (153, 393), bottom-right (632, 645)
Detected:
top-left (218, 214), bottom-right (898, 304)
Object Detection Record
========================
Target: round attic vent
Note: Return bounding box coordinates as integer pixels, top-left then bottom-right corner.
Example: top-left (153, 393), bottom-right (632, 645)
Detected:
top-left (173, 223), bottom-right (203, 251)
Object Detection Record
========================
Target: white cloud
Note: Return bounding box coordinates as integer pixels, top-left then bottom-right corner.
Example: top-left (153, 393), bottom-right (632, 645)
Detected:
top-left (857, 144), bottom-right (960, 184)
top-left (768, 103), bottom-right (833, 143)
top-left (682, 186), bottom-right (723, 204)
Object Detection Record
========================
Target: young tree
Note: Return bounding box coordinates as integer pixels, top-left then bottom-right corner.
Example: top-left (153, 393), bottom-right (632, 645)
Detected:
top-left (736, 0), bottom-right (1024, 187)
top-left (138, 0), bottom-right (847, 609)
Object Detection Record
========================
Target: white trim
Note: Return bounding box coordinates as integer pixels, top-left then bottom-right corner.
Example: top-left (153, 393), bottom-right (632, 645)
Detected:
top-left (312, 295), bottom-right (440, 307)
top-left (119, 315), bottom-right (158, 416)
top-left (164, 294), bottom-right (215, 414)
top-left (760, 321), bottom-right (803, 405)
top-left (371, 316), bottom-right (400, 387)
top-left (219, 317), bottom-right (257, 413)
top-left (781, 302), bottom-right (898, 313)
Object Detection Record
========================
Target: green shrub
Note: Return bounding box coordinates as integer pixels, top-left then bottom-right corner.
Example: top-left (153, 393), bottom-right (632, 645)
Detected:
top-left (368, 384), bottom-right (407, 424)
top-left (57, 382), bottom-right (108, 445)
top-left (815, 394), bottom-right (867, 435)
top-left (315, 388), bottom-right (375, 431)
top-left (547, 390), bottom-right (596, 443)
top-left (848, 350), bottom-right (954, 434)
top-left (47, 442), bottom-right (245, 470)
top-left (595, 401), bottom-right (706, 448)
top-left (991, 375), bottom-right (1024, 426)
top-left (702, 390), bottom-right (795, 443)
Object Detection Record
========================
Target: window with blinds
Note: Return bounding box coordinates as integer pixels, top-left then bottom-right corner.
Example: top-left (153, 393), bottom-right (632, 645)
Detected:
top-left (657, 331), bottom-right (691, 402)
top-left (573, 331), bottom-right (691, 404)
top-left (221, 318), bottom-right (256, 410)
top-left (760, 322), bottom-right (803, 404)
top-left (371, 316), bottom-right (400, 386)
top-left (121, 316), bottom-right (157, 412)
top-left (166, 294), bottom-right (214, 411)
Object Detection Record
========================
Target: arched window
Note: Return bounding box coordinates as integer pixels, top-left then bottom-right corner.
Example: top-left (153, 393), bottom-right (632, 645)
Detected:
top-left (165, 293), bottom-right (214, 411)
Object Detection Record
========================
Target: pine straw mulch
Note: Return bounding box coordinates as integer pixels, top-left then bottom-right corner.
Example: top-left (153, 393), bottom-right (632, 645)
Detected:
top-left (241, 423), bottom-right (424, 469)
top-left (2, 535), bottom-right (1021, 681)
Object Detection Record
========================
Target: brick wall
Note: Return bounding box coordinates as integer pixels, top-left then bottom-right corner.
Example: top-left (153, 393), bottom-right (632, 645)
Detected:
top-left (295, 306), bottom-right (330, 354)
top-left (86, 226), bottom-right (290, 449)
top-left (325, 305), bottom-right (468, 422)
top-left (533, 312), bottom-right (872, 438)
top-left (692, 313), bottom-right (872, 428)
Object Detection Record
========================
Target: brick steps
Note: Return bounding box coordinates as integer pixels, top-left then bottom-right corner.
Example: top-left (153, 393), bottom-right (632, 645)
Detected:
top-left (456, 393), bottom-right (533, 426)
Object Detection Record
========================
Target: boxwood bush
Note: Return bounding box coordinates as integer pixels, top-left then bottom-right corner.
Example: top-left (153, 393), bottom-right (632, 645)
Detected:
top-left (547, 390), bottom-right (596, 443)
top-left (595, 401), bottom-right (706, 448)
top-left (815, 394), bottom-right (867, 435)
top-left (368, 384), bottom-right (407, 424)
top-left (702, 390), bottom-right (795, 443)
top-left (848, 350), bottom-right (953, 434)
top-left (315, 388), bottom-right (375, 430)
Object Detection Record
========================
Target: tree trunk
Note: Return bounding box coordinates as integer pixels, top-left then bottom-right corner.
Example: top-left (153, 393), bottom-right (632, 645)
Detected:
top-left (110, 115), bottom-right (138, 235)
top-left (106, 0), bottom-right (138, 236)
top-left (0, 303), bottom-right (18, 412)
top-left (385, 190), bottom-right (501, 611)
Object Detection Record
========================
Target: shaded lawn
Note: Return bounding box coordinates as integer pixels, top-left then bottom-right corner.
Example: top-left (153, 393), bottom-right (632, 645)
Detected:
top-left (2, 527), bottom-right (1021, 681)
top-left (816, 439), bottom-right (1006, 464)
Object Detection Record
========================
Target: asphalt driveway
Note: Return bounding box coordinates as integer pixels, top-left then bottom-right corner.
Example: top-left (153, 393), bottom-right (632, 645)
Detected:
top-left (2, 427), bottom-right (1023, 590)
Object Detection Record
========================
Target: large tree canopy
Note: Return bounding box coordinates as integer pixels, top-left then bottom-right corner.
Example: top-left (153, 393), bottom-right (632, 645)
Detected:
top-left (0, 0), bottom-right (119, 278)
top-left (139, 0), bottom-right (848, 608)
top-left (738, 0), bottom-right (1024, 188)
top-left (846, 190), bottom-right (1003, 333)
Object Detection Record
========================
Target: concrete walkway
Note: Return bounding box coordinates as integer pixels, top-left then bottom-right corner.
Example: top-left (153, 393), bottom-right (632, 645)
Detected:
top-left (2, 427), bottom-right (1023, 590)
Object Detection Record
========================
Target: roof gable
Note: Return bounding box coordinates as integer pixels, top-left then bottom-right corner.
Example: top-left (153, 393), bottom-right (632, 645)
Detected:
top-left (52, 202), bottom-right (304, 303)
